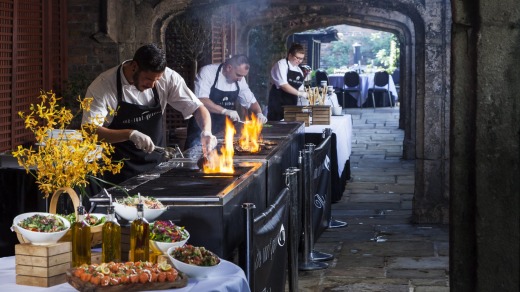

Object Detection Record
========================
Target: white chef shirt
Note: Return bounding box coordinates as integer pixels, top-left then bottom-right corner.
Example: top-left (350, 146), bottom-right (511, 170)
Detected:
top-left (194, 63), bottom-right (257, 109)
top-left (270, 58), bottom-right (305, 91)
top-left (82, 60), bottom-right (202, 126)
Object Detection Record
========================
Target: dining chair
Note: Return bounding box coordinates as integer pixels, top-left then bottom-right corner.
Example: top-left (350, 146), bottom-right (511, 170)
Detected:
top-left (343, 71), bottom-right (362, 108)
top-left (315, 69), bottom-right (329, 87)
top-left (367, 71), bottom-right (393, 110)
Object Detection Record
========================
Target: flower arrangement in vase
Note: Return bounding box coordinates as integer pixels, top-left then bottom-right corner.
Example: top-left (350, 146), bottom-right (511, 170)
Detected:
top-left (11, 90), bottom-right (124, 198)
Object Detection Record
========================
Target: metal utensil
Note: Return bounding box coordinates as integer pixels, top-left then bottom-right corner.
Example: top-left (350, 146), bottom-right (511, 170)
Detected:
top-left (154, 145), bottom-right (183, 159)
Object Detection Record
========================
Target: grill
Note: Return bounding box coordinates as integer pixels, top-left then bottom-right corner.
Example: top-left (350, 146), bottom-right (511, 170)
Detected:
top-left (90, 121), bottom-right (304, 260)
top-left (91, 161), bottom-right (267, 260)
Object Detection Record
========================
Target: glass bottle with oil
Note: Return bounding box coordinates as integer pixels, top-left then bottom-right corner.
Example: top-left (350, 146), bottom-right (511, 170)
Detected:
top-left (129, 203), bottom-right (149, 262)
top-left (102, 205), bottom-right (121, 263)
top-left (71, 205), bottom-right (91, 267)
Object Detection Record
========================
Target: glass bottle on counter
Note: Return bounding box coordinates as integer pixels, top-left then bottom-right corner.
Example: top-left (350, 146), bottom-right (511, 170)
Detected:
top-left (129, 203), bottom-right (149, 262)
top-left (102, 205), bottom-right (121, 263)
top-left (71, 205), bottom-right (91, 267)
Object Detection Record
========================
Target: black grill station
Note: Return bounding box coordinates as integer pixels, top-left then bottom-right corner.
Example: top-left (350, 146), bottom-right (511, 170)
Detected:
top-left (91, 161), bottom-right (267, 260)
top-left (91, 121), bottom-right (302, 260)
top-left (230, 121), bottom-right (304, 205)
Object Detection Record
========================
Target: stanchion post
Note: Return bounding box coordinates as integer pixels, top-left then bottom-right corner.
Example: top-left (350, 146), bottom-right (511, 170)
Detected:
top-left (298, 146), bottom-right (328, 271)
top-left (285, 167), bottom-right (300, 292)
top-left (242, 202), bottom-right (256, 288)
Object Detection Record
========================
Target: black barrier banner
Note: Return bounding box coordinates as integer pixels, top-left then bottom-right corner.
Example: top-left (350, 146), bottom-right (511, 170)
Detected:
top-left (312, 136), bottom-right (332, 241)
top-left (251, 189), bottom-right (289, 292)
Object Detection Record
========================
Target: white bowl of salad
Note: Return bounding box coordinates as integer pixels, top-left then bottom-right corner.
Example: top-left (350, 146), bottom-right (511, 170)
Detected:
top-left (12, 212), bottom-right (70, 245)
top-left (167, 245), bottom-right (221, 279)
top-left (113, 195), bottom-right (166, 222)
top-left (149, 220), bottom-right (190, 254)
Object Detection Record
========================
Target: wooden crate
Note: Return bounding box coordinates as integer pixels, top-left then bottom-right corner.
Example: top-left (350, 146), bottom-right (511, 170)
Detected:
top-left (283, 106), bottom-right (311, 126)
top-left (311, 105), bottom-right (331, 125)
top-left (15, 242), bottom-right (71, 287)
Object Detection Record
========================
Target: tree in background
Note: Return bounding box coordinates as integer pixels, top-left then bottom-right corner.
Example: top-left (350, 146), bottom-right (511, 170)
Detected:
top-left (320, 25), bottom-right (399, 73)
top-left (248, 24), bottom-right (286, 107)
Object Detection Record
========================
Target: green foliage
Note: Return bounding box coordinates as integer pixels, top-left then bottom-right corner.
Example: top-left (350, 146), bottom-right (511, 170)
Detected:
top-left (320, 26), bottom-right (399, 73)
top-left (247, 25), bottom-right (286, 106)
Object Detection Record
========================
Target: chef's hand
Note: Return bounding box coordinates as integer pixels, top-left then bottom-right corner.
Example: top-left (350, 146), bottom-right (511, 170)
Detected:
top-left (256, 113), bottom-right (268, 124)
top-left (221, 109), bottom-right (240, 122)
top-left (298, 91), bottom-right (308, 99)
top-left (129, 130), bottom-right (155, 153)
top-left (200, 130), bottom-right (218, 156)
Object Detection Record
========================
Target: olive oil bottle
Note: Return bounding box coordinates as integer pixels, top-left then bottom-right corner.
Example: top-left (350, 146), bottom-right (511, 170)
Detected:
top-left (102, 205), bottom-right (121, 262)
top-left (71, 205), bottom-right (91, 267)
top-left (129, 203), bottom-right (149, 262)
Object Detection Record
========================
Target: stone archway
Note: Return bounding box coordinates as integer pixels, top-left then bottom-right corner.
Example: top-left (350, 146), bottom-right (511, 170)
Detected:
top-left (121, 0), bottom-right (451, 224)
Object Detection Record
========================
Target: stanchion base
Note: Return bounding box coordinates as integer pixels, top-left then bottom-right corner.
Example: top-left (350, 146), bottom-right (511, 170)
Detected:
top-left (298, 260), bottom-right (329, 271)
top-left (328, 219), bottom-right (348, 228)
top-left (310, 250), bottom-right (334, 262)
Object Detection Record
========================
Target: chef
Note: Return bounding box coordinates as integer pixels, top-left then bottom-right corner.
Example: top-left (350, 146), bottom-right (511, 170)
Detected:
top-left (267, 43), bottom-right (308, 121)
top-left (82, 43), bottom-right (216, 184)
top-left (185, 54), bottom-right (267, 150)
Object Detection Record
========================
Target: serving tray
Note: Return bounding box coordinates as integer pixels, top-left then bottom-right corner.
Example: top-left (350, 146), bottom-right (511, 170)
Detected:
top-left (66, 269), bottom-right (188, 292)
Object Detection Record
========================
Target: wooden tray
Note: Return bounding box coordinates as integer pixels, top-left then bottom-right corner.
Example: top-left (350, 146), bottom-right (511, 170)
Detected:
top-left (66, 269), bottom-right (188, 291)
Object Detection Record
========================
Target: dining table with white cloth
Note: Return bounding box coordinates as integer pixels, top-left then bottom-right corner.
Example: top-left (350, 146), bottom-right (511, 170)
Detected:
top-left (328, 73), bottom-right (398, 107)
top-left (0, 255), bottom-right (250, 292)
top-left (305, 114), bottom-right (352, 202)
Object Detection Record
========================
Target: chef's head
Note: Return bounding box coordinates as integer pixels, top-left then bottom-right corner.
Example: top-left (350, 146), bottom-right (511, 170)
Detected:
top-left (287, 43), bottom-right (305, 66)
top-left (130, 43), bottom-right (167, 91)
top-left (223, 54), bottom-right (250, 83)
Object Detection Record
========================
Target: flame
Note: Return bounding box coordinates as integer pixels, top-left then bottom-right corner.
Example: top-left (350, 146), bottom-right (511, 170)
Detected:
top-left (238, 113), bottom-right (263, 153)
top-left (203, 117), bottom-right (235, 173)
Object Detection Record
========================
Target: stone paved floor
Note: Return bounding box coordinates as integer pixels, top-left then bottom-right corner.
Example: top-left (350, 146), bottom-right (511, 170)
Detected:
top-left (293, 107), bottom-right (450, 292)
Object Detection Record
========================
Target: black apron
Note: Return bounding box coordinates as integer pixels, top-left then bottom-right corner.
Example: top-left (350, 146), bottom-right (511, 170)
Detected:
top-left (104, 65), bottom-right (165, 184)
top-left (185, 64), bottom-right (239, 150)
top-left (267, 59), bottom-right (304, 121)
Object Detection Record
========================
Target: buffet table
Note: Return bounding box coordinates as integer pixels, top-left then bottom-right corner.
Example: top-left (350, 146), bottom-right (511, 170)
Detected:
top-left (0, 256), bottom-right (250, 292)
top-left (329, 73), bottom-right (398, 107)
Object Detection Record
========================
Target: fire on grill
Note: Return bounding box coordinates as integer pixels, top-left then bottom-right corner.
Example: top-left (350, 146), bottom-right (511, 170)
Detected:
top-left (202, 113), bottom-right (264, 173)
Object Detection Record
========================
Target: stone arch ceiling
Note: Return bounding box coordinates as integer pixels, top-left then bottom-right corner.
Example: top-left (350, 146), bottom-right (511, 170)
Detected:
top-left (141, 0), bottom-right (450, 223)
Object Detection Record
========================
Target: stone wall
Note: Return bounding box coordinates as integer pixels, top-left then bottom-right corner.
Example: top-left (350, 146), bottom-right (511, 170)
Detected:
top-left (66, 0), bottom-right (451, 224)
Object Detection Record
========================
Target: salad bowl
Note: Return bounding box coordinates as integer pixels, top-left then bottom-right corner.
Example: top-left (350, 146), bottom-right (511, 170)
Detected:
top-left (149, 221), bottom-right (190, 254)
top-left (113, 195), bottom-right (167, 222)
top-left (12, 212), bottom-right (70, 245)
top-left (167, 245), bottom-right (221, 279)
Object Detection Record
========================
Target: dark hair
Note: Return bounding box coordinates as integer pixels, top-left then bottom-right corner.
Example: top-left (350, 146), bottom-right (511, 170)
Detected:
top-left (288, 43), bottom-right (305, 56)
top-left (133, 43), bottom-right (167, 72)
top-left (225, 54), bottom-right (250, 70)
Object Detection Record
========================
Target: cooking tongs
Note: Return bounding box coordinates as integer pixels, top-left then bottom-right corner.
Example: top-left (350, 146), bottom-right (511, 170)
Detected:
top-left (154, 144), bottom-right (184, 159)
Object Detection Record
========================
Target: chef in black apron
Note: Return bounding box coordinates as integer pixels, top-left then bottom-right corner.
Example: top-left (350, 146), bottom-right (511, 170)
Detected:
top-left (82, 44), bottom-right (215, 184)
top-left (185, 55), bottom-right (266, 150)
top-left (267, 43), bottom-right (307, 121)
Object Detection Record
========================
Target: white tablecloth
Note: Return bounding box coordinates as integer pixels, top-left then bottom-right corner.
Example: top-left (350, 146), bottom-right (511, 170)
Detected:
top-left (328, 73), bottom-right (398, 107)
top-left (0, 256), bottom-right (250, 292)
top-left (305, 114), bottom-right (352, 177)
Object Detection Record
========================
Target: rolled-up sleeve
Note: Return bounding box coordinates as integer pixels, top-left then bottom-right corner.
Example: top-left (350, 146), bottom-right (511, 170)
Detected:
top-left (162, 69), bottom-right (202, 119)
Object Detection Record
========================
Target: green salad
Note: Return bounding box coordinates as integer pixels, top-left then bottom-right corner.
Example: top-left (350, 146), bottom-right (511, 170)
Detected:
top-left (150, 220), bottom-right (189, 243)
top-left (61, 213), bottom-right (106, 226)
top-left (18, 214), bottom-right (67, 232)
top-left (170, 244), bottom-right (220, 266)
top-left (116, 195), bottom-right (165, 209)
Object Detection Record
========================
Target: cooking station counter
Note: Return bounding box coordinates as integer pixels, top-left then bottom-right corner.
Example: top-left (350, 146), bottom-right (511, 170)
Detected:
top-left (90, 121), bottom-right (303, 260)
top-left (91, 161), bottom-right (267, 260)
